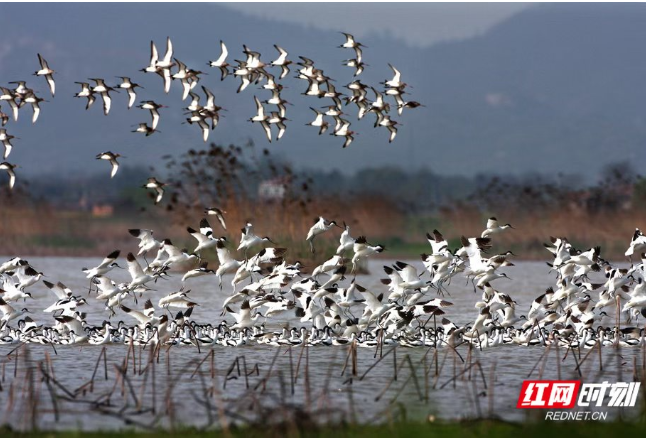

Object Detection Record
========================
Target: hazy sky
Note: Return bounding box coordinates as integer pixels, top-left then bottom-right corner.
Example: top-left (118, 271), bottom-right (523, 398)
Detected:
top-left (221, 2), bottom-right (533, 47)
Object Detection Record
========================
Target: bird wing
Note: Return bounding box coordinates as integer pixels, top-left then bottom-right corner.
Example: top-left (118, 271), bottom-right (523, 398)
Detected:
top-left (199, 218), bottom-right (213, 237)
top-left (120, 305), bottom-right (149, 324)
top-left (215, 40), bottom-right (228, 65)
top-left (101, 92), bottom-right (111, 115)
top-left (149, 41), bottom-right (159, 65)
top-left (215, 211), bottom-right (227, 230)
top-left (126, 255), bottom-right (145, 281)
top-left (216, 243), bottom-right (234, 265)
top-left (46, 74), bottom-right (56, 96)
top-left (356, 285), bottom-right (382, 312)
top-left (109, 158), bottom-right (119, 178)
top-left (0, 298), bottom-right (15, 317)
top-left (162, 37), bottom-right (173, 64)
top-left (38, 53), bottom-right (49, 70)
top-left (154, 186), bottom-right (165, 204)
top-left (389, 64), bottom-right (401, 83)
top-left (151, 108), bottom-right (160, 130)
top-left (396, 262), bottom-right (418, 283)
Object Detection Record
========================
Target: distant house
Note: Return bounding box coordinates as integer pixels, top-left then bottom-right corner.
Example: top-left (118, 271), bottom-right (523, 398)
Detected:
top-left (92, 204), bottom-right (114, 217)
top-left (258, 177), bottom-right (291, 201)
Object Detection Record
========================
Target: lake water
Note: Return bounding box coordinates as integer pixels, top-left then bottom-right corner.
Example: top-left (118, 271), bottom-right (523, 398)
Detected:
top-left (0, 257), bottom-right (643, 431)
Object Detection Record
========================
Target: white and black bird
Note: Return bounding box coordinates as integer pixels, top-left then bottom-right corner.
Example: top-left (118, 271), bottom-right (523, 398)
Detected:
top-left (270, 45), bottom-right (292, 79)
top-left (128, 229), bottom-right (160, 257)
top-left (238, 223), bottom-right (275, 255)
top-left (0, 162), bottom-right (17, 189)
top-left (336, 223), bottom-right (354, 255)
top-left (34, 53), bottom-right (55, 96)
top-left (138, 100), bottom-right (164, 130)
top-left (0, 298), bottom-right (29, 326)
top-left (142, 177), bottom-right (167, 204)
top-left (0, 88), bottom-right (19, 122)
top-left (481, 217), bottom-right (514, 238)
top-left (22, 91), bottom-right (46, 123)
top-left (208, 40), bottom-right (230, 81)
top-left (204, 207), bottom-right (227, 230)
top-left (132, 122), bottom-right (158, 136)
top-left (74, 82), bottom-right (96, 110)
top-left (352, 236), bottom-right (385, 273)
top-left (306, 217), bottom-right (340, 253)
top-left (187, 218), bottom-right (222, 254)
top-left (0, 128), bottom-right (16, 159)
top-left (95, 152), bottom-right (122, 178)
top-left (182, 262), bottom-right (216, 284)
top-left (82, 250), bottom-right (121, 279)
top-left (339, 32), bottom-right (366, 50)
top-left (115, 77), bottom-right (142, 109)
top-left (383, 64), bottom-right (405, 89)
top-left (249, 96), bottom-right (272, 142)
top-left (306, 107), bottom-right (329, 135)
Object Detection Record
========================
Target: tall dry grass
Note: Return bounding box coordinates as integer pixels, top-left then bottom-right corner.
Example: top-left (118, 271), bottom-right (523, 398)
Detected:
top-left (1, 142), bottom-right (642, 262)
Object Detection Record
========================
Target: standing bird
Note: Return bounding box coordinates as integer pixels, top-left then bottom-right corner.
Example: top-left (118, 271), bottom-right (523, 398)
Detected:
top-left (0, 162), bottom-right (17, 189)
top-left (95, 152), bottom-right (122, 178)
top-left (34, 53), bottom-right (55, 96)
top-left (306, 217), bottom-right (340, 253)
top-left (142, 177), bottom-right (167, 204)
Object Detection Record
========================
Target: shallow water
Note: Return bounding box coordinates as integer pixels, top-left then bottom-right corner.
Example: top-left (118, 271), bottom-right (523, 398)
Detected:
top-left (0, 257), bottom-right (643, 430)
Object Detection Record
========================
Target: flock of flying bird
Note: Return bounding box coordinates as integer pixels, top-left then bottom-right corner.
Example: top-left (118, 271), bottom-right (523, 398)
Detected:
top-left (3, 215), bottom-right (646, 348)
top-left (0, 33), bottom-right (423, 190)
top-left (2, 32), bottom-right (645, 349)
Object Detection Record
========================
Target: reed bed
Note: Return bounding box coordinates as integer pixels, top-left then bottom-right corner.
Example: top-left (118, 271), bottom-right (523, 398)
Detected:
top-left (0, 338), bottom-right (644, 434)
